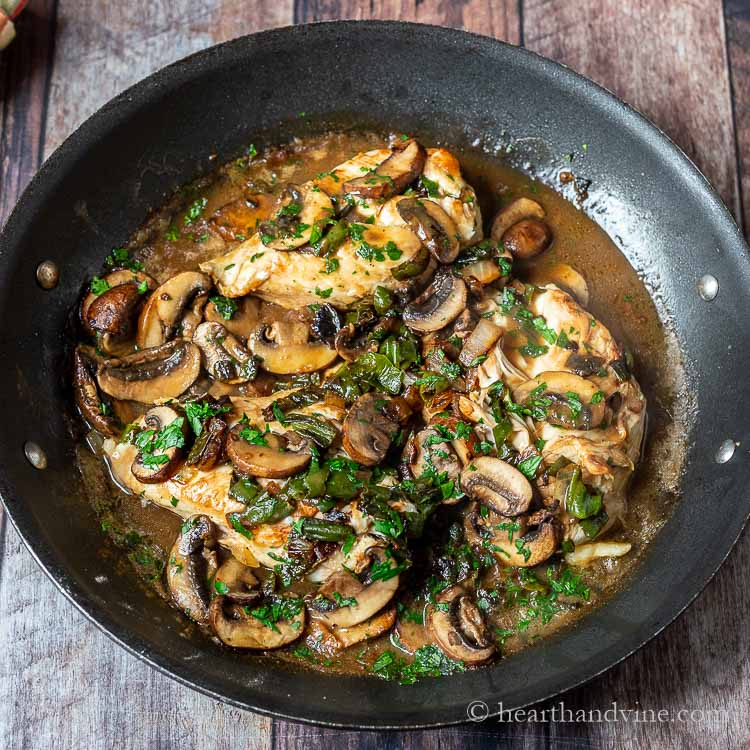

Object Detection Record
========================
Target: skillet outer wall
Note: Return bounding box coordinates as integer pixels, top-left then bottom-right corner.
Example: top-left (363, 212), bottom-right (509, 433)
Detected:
top-left (0, 21), bottom-right (748, 729)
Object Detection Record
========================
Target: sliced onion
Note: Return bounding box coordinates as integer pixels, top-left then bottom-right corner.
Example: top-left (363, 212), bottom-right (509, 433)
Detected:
top-left (458, 319), bottom-right (504, 368)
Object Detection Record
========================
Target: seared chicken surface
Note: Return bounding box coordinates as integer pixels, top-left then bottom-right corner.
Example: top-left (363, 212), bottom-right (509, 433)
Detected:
top-left (75, 135), bottom-right (646, 670)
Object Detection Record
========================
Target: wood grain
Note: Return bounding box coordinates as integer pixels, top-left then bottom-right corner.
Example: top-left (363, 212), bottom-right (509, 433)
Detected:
top-left (1, 1), bottom-right (749, 748)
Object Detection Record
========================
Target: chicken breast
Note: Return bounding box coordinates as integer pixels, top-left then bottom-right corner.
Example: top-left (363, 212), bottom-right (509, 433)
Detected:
top-left (199, 144), bottom-right (481, 308)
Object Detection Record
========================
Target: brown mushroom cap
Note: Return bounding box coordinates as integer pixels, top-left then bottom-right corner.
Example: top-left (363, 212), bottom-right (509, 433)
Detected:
top-left (502, 217), bottom-right (552, 260)
top-left (72, 347), bottom-right (120, 436)
top-left (226, 423), bottom-right (311, 478)
top-left (85, 283), bottom-right (144, 337)
top-left (250, 321), bottom-right (338, 374)
top-left (460, 456), bottom-right (533, 517)
top-left (397, 197), bottom-right (460, 264)
top-left (166, 514), bottom-right (218, 625)
top-left (193, 321), bottom-right (257, 383)
top-left (314, 547), bottom-right (400, 629)
top-left (136, 271), bottom-right (212, 349)
top-left (343, 139), bottom-right (427, 200)
top-left (464, 503), bottom-right (560, 568)
top-left (342, 393), bottom-right (398, 467)
top-left (204, 295), bottom-right (262, 339)
top-left (513, 371), bottom-right (605, 430)
top-left (130, 405), bottom-right (187, 483)
top-left (427, 584), bottom-right (495, 665)
top-left (185, 416), bottom-right (227, 471)
top-left (80, 270), bottom-right (156, 335)
top-left (209, 594), bottom-right (305, 649)
top-left (212, 557), bottom-right (261, 604)
top-left (403, 267), bottom-right (467, 333)
top-left (490, 196), bottom-right (546, 242)
top-left (97, 339), bottom-right (201, 403)
top-left (409, 427), bottom-right (461, 491)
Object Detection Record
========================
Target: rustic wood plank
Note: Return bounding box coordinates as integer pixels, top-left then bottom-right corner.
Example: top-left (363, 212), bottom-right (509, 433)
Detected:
top-left (295, 0), bottom-right (521, 43)
top-left (726, 0), bottom-right (750, 235)
top-left (0, 0), bottom-right (57, 226)
top-left (523, 0), bottom-right (741, 219)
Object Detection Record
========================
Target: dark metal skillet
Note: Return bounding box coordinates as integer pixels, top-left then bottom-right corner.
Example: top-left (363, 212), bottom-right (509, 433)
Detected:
top-left (0, 21), bottom-right (748, 729)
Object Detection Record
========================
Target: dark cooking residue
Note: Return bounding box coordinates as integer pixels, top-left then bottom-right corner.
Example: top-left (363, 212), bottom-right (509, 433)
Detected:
top-left (72, 131), bottom-right (687, 682)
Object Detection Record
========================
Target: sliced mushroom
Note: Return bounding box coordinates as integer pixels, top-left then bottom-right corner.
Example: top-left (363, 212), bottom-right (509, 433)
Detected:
top-left (310, 303), bottom-right (342, 343)
top-left (210, 593), bottom-right (305, 649)
top-left (402, 267), bottom-right (467, 333)
top-left (427, 584), bottom-right (495, 665)
top-left (526, 263), bottom-right (589, 305)
top-left (97, 339), bottom-right (201, 403)
top-left (458, 319), bottom-right (504, 368)
top-left (250, 321), bottom-right (338, 374)
top-left (212, 557), bottom-right (261, 603)
top-left (204, 295), bottom-right (262, 339)
top-left (460, 456), bottom-right (533, 517)
top-left (85, 283), bottom-right (144, 338)
top-left (136, 271), bottom-right (212, 349)
top-left (513, 371), bottom-right (605, 430)
top-left (342, 393), bottom-right (398, 467)
top-left (81, 270), bottom-right (156, 331)
top-left (490, 197), bottom-right (546, 241)
top-left (314, 547), bottom-right (400, 629)
top-left (307, 606), bottom-right (397, 656)
top-left (166, 514), bottom-right (218, 625)
top-left (464, 503), bottom-right (559, 567)
top-left (131, 405), bottom-right (187, 483)
top-left (226, 423), bottom-right (311, 478)
top-left (343, 139), bottom-right (426, 200)
top-left (502, 218), bottom-right (553, 260)
top-left (258, 183), bottom-right (334, 251)
top-left (193, 321), bottom-right (257, 383)
top-left (334, 323), bottom-right (378, 361)
top-left (409, 427), bottom-right (461, 491)
top-left (185, 416), bottom-right (226, 470)
top-left (397, 197), bottom-right (460, 264)
top-left (73, 348), bottom-right (120, 436)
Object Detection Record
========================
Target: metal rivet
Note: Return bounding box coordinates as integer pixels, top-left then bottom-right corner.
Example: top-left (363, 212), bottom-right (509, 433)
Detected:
top-left (698, 274), bottom-right (718, 301)
top-left (36, 260), bottom-right (59, 290)
top-left (24, 441), bottom-right (48, 470)
top-left (715, 439), bottom-right (737, 464)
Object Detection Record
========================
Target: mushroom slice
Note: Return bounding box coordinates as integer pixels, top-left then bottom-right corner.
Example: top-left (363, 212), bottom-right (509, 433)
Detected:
top-left (258, 183), bottom-right (334, 251)
top-left (397, 197), bottom-right (460, 264)
top-left (313, 548), bottom-right (400, 629)
top-left (167, 514), bottom-right (218, 625)
top-left (185, 416), bottom-right (227, 471)
top-left (460, 456), bottom-right (532, 517)
top-left (81, 270), bottom-right (156, 333)
top-left (212, 557), bottom-right (261, 604)
top-left (193, 321), bottom-right (257, 383)
top-left (343, 139), bottom-right (427, 200)
top-left (73, 348), bottom-right (120, 436)
top-left (131, 405), bottom-right (188, 483)
top-left (458, 319), bottom-right (504, 368)
top-left (226, 423), bottom-right (311, 478)
top-left (490, 197), bottom-right (546, 241)
top-left (502, 218), bottom-right (552, 260)
top-left (136, 271), bottom-right (213, 349)
top-left (210, 593), bottom-right (305, 649)
top-left (342, 393), bottom-right (398, 467)
top-left (85, 283), bottom-right (144, 338)
top-left (513, 371), bottom-right (605, 430)
top-left (249, 321), bottom-right (338, 374)
top-left (334, 323), bottom-right (377, 362)
top-left (427, 584), bottom-right (495, 665)
top-left (464, 504), bottom-right (560, 568)
top-left (409, 427), bottom-right (461, 491)
top-left (526, 263), bottom-right (589, 306)
top-left (97, 339), bottom-right (201, 403)
top-left (403, 267), bottom-right (467, 333)
top-left (334, 606), bottom-right (397, 649)
top-left (204, 295), bottom-right (262, 339)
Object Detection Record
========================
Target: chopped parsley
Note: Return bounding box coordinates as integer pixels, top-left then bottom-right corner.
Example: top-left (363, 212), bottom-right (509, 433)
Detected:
top-left (209, 295), bottom-right (238, 320)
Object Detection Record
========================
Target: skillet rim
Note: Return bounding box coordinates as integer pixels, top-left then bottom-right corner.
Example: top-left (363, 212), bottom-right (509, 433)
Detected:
top-left (1, 20), bottom-right (749, 730)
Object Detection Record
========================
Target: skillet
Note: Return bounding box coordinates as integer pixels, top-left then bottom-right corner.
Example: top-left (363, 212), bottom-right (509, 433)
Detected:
top-left (0, 21), bottom-right (748, 729)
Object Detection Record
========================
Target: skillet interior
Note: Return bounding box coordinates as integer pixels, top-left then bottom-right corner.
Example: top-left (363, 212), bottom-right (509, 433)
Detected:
top-left (0, 22), bottom-right (748, 728)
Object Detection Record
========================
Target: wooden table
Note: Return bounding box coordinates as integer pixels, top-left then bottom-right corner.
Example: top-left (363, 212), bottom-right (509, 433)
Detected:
top-left (1, 2), bottom-right (748, 747)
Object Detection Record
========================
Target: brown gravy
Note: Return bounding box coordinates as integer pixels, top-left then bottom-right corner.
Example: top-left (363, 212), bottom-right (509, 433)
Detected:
top-left (75, 130), bottom-right (688, 677)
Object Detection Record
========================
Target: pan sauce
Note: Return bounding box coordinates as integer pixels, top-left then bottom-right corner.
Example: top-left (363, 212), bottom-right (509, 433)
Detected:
top-left (74, 131), bottom-right (687, 680)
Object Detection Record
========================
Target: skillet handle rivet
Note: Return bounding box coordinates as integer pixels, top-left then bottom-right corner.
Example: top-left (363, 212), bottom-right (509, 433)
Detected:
top-left (24, 441), bottom-right (48, 470)
top-left (697, 274), bottom-right (718, 301)
top-left (715, 439), bottom-right (737, 464)
top-left (36, 260), bottom-right (60, 290)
